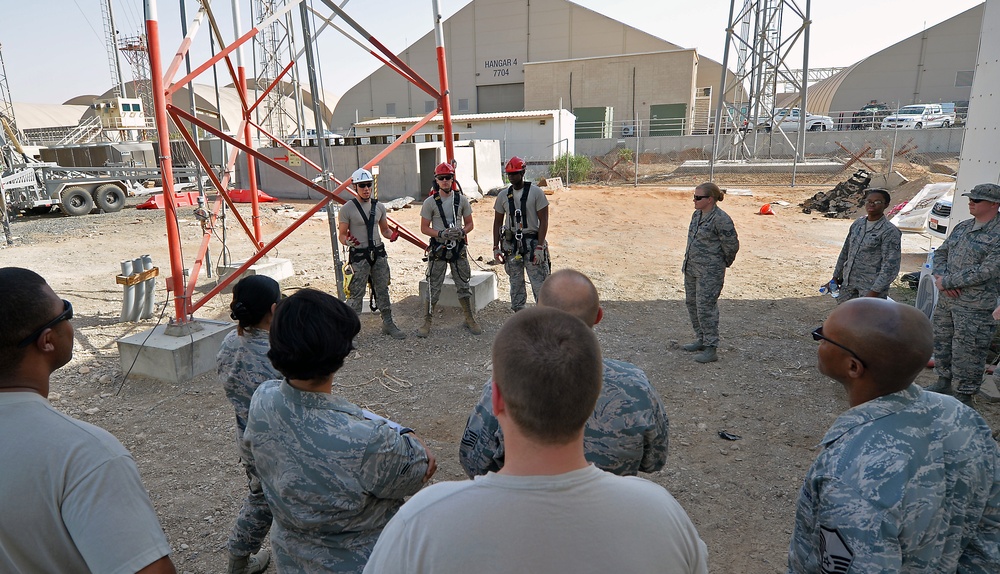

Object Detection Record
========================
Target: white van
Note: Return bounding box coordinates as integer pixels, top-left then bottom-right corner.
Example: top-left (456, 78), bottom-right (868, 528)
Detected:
top-left (881, 104), bottom-right (952, 129)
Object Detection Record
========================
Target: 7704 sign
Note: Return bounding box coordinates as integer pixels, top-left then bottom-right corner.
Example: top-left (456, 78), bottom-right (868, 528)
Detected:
top-left (485, 57), bottom-right (517, 77)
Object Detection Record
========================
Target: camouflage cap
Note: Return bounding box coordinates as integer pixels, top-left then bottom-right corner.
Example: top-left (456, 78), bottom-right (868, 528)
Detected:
top-left (961, 183), bottom-right (1000, 202)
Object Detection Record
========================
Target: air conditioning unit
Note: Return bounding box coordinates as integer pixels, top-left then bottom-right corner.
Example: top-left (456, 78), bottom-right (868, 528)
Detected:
top-left (621, 125), bottom-right (635, 137)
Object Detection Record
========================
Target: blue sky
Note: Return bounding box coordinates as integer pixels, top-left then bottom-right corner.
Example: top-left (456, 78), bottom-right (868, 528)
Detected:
top-left (0, 0), bottom-right (984, 105)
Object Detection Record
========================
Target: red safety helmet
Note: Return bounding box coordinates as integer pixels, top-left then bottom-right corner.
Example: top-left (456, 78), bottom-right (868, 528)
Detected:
top-left (505, 156), bottom-right (526, 174)
top-left (434, 162), bottom-right (455, 176)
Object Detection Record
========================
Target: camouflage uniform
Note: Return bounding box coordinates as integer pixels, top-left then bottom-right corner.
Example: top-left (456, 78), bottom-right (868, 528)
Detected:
top-left (340, 199), bottom-right (393, 314)
top-left (244, 380), bottom-right (431, 573)
top-left (931, 214), bottom-right (1000, 395)
top-left (682, 206), bottom-right (739, 348)
top-left (788, 385), bottom-right (1000, 572)
top-left (421, 192), bottom-right (474, 306)
top-left (217, 328), bottom-right (282, 558)
top-left (495, 183), bottom-right (550, 310)
top-left (459, 358), bottom-right (669, 477)
top-left (833, 215), bottom-right (902, 303)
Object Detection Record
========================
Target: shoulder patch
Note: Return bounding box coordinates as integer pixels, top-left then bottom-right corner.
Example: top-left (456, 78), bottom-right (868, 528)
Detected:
top-left (819, 526), bottom-right (854, 574)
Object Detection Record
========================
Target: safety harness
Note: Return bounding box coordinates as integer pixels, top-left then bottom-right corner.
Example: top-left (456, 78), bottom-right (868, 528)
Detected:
top-left (348, 198), bottom-right (387, 265)
top-left (427, 191), bottom-right (465, 262)
top-left (504, 182), bottom-right (538, 256)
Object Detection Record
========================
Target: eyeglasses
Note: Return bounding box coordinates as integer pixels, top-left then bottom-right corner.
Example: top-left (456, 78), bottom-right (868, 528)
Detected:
top-left (693, 195), bottom-right (710, 201)
top-left (865, 200), bottom-right (885, 205)
top-left (435, 175), bottom-right (453, 181)
top-left (812, 326), bottom-right (866, 369)
top-left (356, 182), bottom-right (372, 188)
top-left (969, 198), bottom-right (986, 204)
top-left (17, 299), bottom-right (73, 348)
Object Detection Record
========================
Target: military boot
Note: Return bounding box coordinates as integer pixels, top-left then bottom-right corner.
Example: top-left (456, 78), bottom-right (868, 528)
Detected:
top-left (925, 376), bottom-right (953, 395)
top-left (681, 340), bottom-right (704, 352)
top-left (380, 310), bottom-right (406, 340)
top-left (227, 549), bottom-right (270, 574)
top-left (416, 308), bottom-right (434, 338)
top-left (694, 346), bottom-right (718, 363)
top-left (459, 298), bottom-right (482, 335)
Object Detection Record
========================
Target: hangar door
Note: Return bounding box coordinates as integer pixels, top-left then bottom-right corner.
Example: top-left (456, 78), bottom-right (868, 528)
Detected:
top-left (650, 103), bottom-right (687, 136)
top-left (477, 83), bottom-right (525, 113)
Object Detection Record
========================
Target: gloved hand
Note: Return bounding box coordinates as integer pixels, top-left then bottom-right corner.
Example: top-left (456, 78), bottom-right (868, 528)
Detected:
top-left (389, 228), bottom-right (400, 242)
top-left (493, 247), bottom-right (505, 264)
top-left (531, 245), bottom-right (546, 266)
top-left (441, 227), bottom-right (464, 241)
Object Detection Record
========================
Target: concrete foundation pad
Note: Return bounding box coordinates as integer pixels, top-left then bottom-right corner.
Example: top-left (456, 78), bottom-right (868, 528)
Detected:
top-left (217, 257), bottom-right (295, 293)
top-left (419, 269), bottom-right (497, 311)
top-left (978, 374), bottom-right (1000, 403)
top-left (117, 319), bottom-right (235, 384)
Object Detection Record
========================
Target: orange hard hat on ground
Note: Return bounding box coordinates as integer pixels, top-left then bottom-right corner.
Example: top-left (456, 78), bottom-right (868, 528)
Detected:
top-left (759, 204), bottom-right (775, 215)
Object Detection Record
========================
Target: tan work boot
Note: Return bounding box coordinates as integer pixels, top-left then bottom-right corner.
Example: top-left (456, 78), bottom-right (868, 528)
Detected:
top-left (416, 308), bottom-right (434, 338)
top-left (227, 549), bottom-right (270, 574)
top-left (459, 298), bottom-right (482, 335)
top-left (694, 346), bottom-right (718, 363)
top-left (380, 310), bottom-right (406, 340)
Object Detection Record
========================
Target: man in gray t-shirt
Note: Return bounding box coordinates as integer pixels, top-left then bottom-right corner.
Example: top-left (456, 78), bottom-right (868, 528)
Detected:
top-left (337, 168), bottom-right (405, 339)
top-left (492, 156), bottom-right (550, 311)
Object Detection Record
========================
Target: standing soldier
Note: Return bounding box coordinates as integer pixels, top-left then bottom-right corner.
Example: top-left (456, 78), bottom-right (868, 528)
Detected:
top-left (417, 162), bottom-right (481, 337)
top-left (925, 183), bottom-right (1000, 404)
top-left (337, 168), bottom-right (405, 339)
top-left (492, 156), bottom-right (550, 311)
top-left (681, 182), bottom-right (740, 363)
top-left (832, 188), bottom-right (902, 303)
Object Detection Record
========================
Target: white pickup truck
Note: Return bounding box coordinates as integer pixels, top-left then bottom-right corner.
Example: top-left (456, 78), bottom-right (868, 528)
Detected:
top-left (881, 103), bottom-right (953, 129)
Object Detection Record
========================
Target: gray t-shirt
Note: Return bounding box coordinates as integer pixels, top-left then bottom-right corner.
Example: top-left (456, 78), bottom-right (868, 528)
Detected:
top-left (0, 392), bottom-right (172, 573)
top-left (339, 199), bottom-right (386, 248)
top-left (420, 192), bottom-right (472, 232)
top-left (494, 183), bottom-right (549, 233)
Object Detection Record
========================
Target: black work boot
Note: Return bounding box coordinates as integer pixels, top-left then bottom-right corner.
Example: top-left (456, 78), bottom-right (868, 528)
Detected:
top-left (925, 377), bottom-right (953, 395)
top-left (694, 346), bottom-right (718, 363)
top-left (681, 341), bottom-right (704, 352)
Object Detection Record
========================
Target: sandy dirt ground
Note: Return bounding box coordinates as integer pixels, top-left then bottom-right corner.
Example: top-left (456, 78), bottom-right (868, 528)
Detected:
top-left (2, 170), bottom-right (996, 574)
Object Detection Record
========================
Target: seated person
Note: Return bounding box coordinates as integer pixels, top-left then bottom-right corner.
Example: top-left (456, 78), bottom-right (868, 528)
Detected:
top-left (244, 289), bottom-right (436, 573)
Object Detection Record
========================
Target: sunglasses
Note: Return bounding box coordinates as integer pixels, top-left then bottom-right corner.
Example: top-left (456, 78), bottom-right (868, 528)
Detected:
top-left (969, 198), bottom-right (987, 203)
top-left (865, 200), bottom-right (885, 205)
top-left (18, 299), bottom-right (73, 348)
top-left (356, 182), bottom-right (372, 188)
top-left (435, 175), bottom-right (453, 181)
top-left (812, 326), bottom-right (866, 369)
top-left (693, 195), bottom-right (710, 201)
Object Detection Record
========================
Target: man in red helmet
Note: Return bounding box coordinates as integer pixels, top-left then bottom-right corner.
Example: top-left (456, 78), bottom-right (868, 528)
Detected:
top-left (417, 162), bottom-right (482, 337)
top-left (492, 156), bottom-right (551, 311)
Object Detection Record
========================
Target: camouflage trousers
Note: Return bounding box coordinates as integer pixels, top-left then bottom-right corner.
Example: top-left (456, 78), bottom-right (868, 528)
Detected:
top-left (933, 298), bottom-right (997, 394)
top-left (835, 285), bottom-right (887, 304)
top-left (684, 270), bottom-right (725, 348)
top-left (228, 448), bottom-right (272, 557)
top-left (502, 244), bottom-right (550, 311)
top-left (346, 254), bottom-right (392, 314)
top-left (425, 246), bottom-right (472, 307)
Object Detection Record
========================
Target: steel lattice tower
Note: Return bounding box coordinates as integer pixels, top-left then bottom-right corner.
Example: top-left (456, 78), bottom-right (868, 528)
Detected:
top-left (100, 0), bottom-right (127, 97)
top-left (712, 0), bottom-right (812, 161)
top-left (0, 43), bottom-right (17, 134)
top-left (254, 0), bottom-right (300, 143)
top-left (119, 34), bottom-right (154, 134)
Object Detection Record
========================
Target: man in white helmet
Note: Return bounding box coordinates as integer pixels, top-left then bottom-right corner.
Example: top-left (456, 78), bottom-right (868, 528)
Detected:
top-left (337, 168), bottom-right (405, 339)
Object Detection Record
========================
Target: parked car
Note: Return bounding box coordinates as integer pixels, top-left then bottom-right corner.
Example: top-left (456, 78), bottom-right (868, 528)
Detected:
top-left (851, 101), bottom-right (891, 130)
top-left (927, 188), bottom-right (954, 238)
top-left (762, 108), bottom-right (834, 132)
top-left (881, 104), bottom-right (951, 129)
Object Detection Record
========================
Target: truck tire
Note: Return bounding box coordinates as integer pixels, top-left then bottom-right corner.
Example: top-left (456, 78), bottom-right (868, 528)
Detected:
top-left (942, 120), bottom-right (951, 128)
top-left (61, 187), bottom-right (95, 216)
top-left (94, 184), bottom-right (126, 213)
top-left (915, 122), bottom-right (923, 129)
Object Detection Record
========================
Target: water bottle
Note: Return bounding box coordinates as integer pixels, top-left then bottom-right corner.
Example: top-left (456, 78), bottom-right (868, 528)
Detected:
top-left (819, 279), bottom-right (839, 298)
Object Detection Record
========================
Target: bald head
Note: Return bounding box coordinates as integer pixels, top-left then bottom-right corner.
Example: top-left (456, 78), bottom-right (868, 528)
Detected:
top-left (824, 299), bottom-right (932, 393)
top-left (537, 269), bottom-right (601, 327)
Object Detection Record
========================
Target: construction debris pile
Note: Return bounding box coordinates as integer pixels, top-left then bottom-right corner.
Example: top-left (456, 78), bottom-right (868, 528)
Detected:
top-left (800, 170), bottom-right (872, 218)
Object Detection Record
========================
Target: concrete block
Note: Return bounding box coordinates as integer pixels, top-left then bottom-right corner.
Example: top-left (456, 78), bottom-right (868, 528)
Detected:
top-left (216, 257), bottom-right (295, 294)
top-left (117, 319), bottom-right (235, 384)
top-left (419, 269), bottom-right (497, 311)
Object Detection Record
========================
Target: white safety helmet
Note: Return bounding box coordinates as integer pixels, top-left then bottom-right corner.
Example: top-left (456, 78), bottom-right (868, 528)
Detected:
top-left (351, 168), bottom-right (374, 185)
